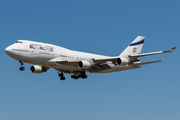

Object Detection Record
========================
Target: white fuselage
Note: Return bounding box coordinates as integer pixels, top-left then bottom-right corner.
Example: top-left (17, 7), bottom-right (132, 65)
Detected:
top-left (5, 40), bottom-right (140, 74)
top-left (5, 36), bottom-right (175, 80)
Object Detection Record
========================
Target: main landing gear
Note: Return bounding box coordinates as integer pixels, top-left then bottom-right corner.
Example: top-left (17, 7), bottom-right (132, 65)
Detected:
top-left (19, 61), bottom-right (25, 71)
top-left (71, 71), bottom-right (88, 80)
top-left (58, 72), bottom-right (65, 80)
top-left (58, 71), bottom-right (88, 80)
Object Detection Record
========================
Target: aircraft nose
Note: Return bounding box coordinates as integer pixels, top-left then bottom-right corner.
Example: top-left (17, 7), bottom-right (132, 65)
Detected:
top-left (5, 46), bottom-right (11, 54)
top-left (5, 45), bottom-right (14, 57)
top-left (5, 44), bottom-right (22, 60)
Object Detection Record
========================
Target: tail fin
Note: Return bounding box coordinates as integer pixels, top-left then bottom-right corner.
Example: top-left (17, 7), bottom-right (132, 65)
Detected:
top-left (119, 36), bottom-right (145, 57)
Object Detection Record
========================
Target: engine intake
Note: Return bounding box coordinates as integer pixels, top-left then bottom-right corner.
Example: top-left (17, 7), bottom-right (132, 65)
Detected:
top-left (78, 61), bottom-right (91, 69)
top-left (116, 58), bottom-right (130, 65)
top-left (30, 65), bottom-right (47, 73)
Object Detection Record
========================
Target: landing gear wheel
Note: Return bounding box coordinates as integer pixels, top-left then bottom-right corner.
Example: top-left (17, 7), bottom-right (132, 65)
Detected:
top-left (71, 75), bottom-right (80, 79)
top-left (60, 77), bottom-right (65, 80)
top-left (74, 76), bottom-right (79, 79)
top-left (82, 75), bottom-right (87, 79)
top-left (19, 61), bottom-right (25, 71)
top-left (81, 71), bottom-right (87, 79)
top-left (58, 73), bottom-right (63, 77)
top-left (20, 67), bottom-right (25, 71)
top-left (59, 72), bottom-right (65, 80)
top-left (71, 75), bottom-right (75, 79)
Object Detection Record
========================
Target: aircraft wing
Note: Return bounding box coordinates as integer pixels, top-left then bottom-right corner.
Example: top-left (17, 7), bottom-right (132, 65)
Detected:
top-left (49, 57), bottom-right (119, 64)
top-left (130, 47), bottom-right (176, 58)
top-left (132, 60), bottom-right (163, 66)
top-left (92, 47), bottom-right (176, 64)
top-left (48, 57), bottom-right (113, 71)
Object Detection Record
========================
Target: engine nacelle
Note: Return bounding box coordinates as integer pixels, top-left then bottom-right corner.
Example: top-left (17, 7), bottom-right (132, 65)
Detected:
top-left (116, 58), bottom-right (130, 65)
top-left (78, 60), bottom-right (91, 69)
top-left (30, 65), bottom-right (47, 73)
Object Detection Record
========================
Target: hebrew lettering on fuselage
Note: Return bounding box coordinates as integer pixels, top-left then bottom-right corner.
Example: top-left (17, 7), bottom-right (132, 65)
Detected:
top-left (29, 44), bottom-right (54, 52)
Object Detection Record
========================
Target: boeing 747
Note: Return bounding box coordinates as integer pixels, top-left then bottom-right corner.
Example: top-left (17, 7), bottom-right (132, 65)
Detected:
top-left (5, 36), bottom-right (176, 80)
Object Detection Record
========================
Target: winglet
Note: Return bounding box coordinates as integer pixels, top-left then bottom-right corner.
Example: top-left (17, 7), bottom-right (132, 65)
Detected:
top-left (169, 47), bottom-right (176, 52)
top-left (163, 47), bottom-right (176, 53)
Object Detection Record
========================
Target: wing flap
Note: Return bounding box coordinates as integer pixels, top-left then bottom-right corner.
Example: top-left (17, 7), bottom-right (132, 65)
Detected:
top-left (90, 63), bottom-right (111, 71)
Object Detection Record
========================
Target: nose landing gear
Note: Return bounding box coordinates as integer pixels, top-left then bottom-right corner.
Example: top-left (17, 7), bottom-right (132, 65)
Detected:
top-left (19, 61), bottom-right (25, 71)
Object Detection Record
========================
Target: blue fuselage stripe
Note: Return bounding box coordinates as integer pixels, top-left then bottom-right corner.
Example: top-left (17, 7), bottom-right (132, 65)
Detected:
top-left (130, 40), bottom-right (144, 46)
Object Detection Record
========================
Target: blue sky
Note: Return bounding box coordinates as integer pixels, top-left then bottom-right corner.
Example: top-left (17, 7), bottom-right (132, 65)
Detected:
top-left (0, 0), bottom-right (179, 120)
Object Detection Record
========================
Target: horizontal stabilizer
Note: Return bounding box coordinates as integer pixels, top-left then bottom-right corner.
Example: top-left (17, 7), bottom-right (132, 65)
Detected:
top-left (132, 60), bottom-right (163, 66)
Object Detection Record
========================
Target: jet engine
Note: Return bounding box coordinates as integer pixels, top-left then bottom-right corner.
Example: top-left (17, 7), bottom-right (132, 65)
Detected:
top-left (30, 65), bottom-right (47, 73)
top-left (78, 60), bottom-right (91, 69)
top-left (116, 58), bottom-right (130, 65)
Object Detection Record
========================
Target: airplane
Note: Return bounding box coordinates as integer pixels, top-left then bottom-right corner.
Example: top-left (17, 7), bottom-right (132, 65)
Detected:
top-left (5, 36), bottom-right (176, 80)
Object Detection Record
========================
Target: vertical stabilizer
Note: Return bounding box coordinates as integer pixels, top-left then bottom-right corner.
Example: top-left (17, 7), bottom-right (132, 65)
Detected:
top-left (119, 36), bottom-right (145, 57)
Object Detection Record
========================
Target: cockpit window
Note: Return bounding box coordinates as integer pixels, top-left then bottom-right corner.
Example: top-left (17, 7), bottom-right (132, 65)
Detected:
top-left (16, 41), bottom-right (22, 43)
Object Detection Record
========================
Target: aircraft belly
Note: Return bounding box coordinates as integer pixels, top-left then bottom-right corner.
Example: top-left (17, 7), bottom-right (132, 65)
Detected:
top-left (47, 64), bottom-right (84, 72)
